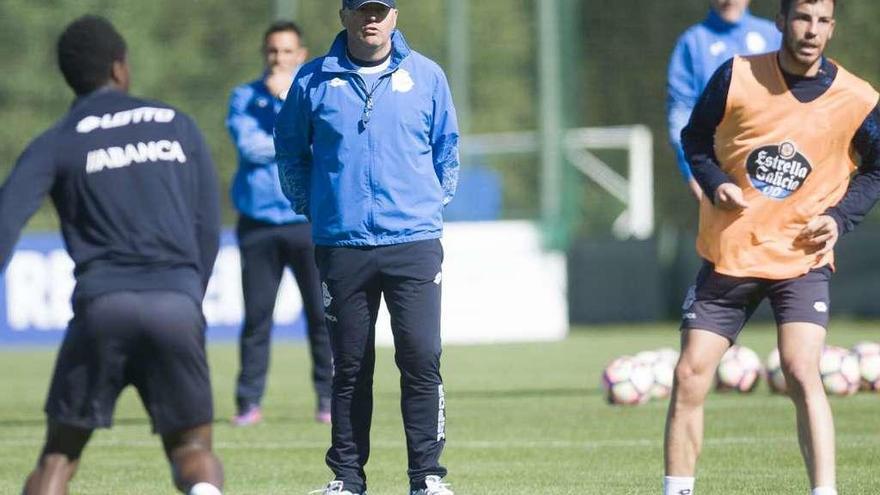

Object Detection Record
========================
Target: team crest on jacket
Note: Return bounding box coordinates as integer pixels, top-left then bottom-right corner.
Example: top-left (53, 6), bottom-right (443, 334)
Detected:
top-left (745, 31), bottom-right (767, 53)
top-left (391, 69), bottom-right (415, 93)
top-left (746, 141), bottom-right (812, 199)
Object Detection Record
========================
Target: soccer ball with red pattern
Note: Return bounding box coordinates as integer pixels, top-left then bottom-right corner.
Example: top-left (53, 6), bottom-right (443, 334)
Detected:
top-left (820, 346), bottom-right (860, 396)
top-left (635, 349), bottom-right (676, 400)
top-left (602, 356), bottom-right (654, 405)
top-left (765, 348), bottom-right (788, 395)
top-left (655, 347), bottom-right (680, 367)
top-left (715, 345), bottom-right (762, 393)
top-left (850, 341), bottom-right (880, 392)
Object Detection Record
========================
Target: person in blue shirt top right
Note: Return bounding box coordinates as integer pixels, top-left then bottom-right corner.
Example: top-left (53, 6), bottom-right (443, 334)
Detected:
top-left (667, 0), bottom-right (781, 200)
top-left (226, 21), bottom-right (333, 427)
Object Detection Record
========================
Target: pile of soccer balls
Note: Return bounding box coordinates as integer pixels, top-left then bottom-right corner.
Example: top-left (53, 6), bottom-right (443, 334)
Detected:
top-left (601, 348), bottom-right (678, 405)
top-left (766, 341), bottom-right (880, 396)
top-left (602, 341), bottom-right (880, 405)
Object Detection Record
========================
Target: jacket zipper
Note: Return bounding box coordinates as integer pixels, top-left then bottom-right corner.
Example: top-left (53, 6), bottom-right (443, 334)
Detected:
top-left (351, 71), bottom-right (393, 241)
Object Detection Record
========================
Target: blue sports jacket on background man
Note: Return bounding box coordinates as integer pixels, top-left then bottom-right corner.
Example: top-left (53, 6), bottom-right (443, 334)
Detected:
top-left (667, 9), bottom-right (780, 181)
top-left (274, 30), bottom-right (460, 247)
top-left (227, 76), bottom-right (307, 225)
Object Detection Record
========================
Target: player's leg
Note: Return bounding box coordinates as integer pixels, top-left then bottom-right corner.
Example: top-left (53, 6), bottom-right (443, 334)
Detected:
top-left (132, 291), bottom-right (223, 493)
top-left (22, 421), bottom-right (92, 495)
top-left (379, 240), bottom-right (449, 493)
top-left (770, 266), bottom-right (835, 492)
top-left (234, 218), bottom-right (286, 422)
top-left (25, 294), bottom-right (132, 494)
top-left (161, 424), bottom-right (223, 494)
top-left (664, 263), bottom-right (761, 494)
top-left (664, 329), bottom-right (729, 478)
top-left (283, 222), bottom-right (333, 422)
top-left (778, 322), bottom-right (834, 491)
top-left (315, 246), bottom-right (381, 494)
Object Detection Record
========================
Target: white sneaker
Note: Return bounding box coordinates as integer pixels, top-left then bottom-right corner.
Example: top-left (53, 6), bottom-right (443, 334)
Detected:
top-left (410, 475), bottom-right (453, 495)
top-left (309, 480), bottom-right (364, 495)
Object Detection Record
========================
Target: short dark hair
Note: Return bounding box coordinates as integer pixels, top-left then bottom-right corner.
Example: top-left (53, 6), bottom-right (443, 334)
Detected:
top-left (780, 0), bottom-right (837, 15)
top-left (263, 20), bottom-right (304, 47)
top-left (57, 15), bottom-right (126, 96)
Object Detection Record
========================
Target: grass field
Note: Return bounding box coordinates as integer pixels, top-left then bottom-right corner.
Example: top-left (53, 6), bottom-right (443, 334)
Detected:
top-left (1, 322), bottom-right (879, 494)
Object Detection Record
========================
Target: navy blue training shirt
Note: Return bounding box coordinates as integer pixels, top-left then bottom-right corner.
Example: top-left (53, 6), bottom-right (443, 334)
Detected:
top-left (682, 56), bottom-right (880, 234)
top-left (0, 88), bottom-right (221, 303)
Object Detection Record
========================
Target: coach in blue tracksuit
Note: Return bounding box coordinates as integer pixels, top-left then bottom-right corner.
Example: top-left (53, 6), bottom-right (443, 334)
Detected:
top-left (227, 21), bottom-right (333, 426)
top-left (274, 1), bottom-right (459, 494)
top-left (667, 0), bottom-right (780, 199)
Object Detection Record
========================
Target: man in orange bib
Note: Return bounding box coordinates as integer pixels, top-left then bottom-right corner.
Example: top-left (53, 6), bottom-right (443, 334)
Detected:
top-left (663, 1), bottom-right (880, 494)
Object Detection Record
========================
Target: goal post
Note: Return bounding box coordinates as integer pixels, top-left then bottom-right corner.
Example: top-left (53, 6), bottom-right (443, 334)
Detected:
top-left (462, 125), bottom-right (654, 248)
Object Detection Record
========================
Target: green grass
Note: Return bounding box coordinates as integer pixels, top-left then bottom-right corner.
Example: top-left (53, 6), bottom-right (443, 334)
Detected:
top-left (1, 322), bottom-right (879, 494)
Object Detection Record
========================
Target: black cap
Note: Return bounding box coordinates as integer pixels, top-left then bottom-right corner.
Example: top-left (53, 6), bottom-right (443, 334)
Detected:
top-left (343, 0), bottom-right (396, 10)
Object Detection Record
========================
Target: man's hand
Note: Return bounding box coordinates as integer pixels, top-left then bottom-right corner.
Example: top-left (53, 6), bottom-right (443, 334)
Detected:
top-left (265, 67), bottom-right (294, 99)
top-left (713, 183), bottom-right (749, 211)
top-left (797, 215), bottom-right (840, 255)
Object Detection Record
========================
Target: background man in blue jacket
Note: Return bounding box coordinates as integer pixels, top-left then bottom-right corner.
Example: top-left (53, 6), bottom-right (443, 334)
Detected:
top-left (274, 1), bottom-right (459, 494)
top-left (0, 16), bottom-right (223, 495)
top-left (667, 0), bottom-right (780, 200)
top-left (227, 21), bottom-right (333, 426)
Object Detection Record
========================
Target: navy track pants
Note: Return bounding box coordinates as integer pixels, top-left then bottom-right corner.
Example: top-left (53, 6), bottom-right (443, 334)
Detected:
top-left (315, 239), bottom-right (447, 492)
top-left (235, 216), bottom-right (333, 411)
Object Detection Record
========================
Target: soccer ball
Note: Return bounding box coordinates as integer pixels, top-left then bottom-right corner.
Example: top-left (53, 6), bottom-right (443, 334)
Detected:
top-left (655, 347), bottom-right (680, 367)
top-left (634, 350), bottom-right (659, 364)
top-left (850, 341), bottom-right (880, 391)
top-left (602, 356), bottom-right (654, 405)
top-left (820, 346), bottom-right (860, 396)
top-left (765, 348), bottom-right (788, 395)
top-left (635, 350), bottom-right (675, 400)
top-left (715, 345), bottom-right (762, 392)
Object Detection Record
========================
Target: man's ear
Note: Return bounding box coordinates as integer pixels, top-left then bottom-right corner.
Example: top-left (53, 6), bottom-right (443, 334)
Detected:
top-left (110, 59), bottom-right (130, 92)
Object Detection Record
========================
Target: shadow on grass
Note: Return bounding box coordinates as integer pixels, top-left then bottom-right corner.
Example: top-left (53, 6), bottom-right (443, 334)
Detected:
top-left (0, 416), bottom-right (154, 428)
top-left (1, 389), bottom-right (606, 429)
top-left (373, 386), bottom-right (601, 401)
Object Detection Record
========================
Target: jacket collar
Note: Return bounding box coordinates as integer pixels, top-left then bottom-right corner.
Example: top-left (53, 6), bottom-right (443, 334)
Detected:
top-left (705, 9), bottom-right (754, 32)
top-left (321, 29), bottom-right (411, 74)
top-left (70, 86), bottom-right (122, 111)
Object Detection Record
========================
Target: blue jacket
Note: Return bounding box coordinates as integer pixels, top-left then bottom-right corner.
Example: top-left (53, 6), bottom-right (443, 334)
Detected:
top-left (227, 76), bottom-right (306, 224)
top-left (274, 30), bottom-right (460, 247)
top-left (667, 9), bottom-right (780, 180)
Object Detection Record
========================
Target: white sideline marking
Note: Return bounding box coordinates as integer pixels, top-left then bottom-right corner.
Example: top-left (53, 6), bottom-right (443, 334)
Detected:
top-left (0, 434), bottom-right (877, 450)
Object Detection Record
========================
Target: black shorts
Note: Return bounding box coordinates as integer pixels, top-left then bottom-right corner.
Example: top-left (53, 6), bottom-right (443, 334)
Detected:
top-left (680, 261), bottom-right (832, 342)
top-left (45, 291), bottom-right (213, 435)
